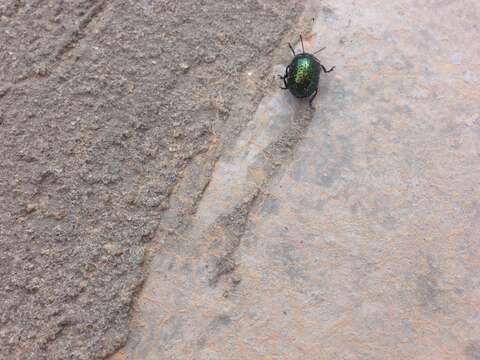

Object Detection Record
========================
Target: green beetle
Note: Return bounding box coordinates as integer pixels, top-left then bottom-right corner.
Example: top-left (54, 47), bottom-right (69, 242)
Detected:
top-left (279, 35), bottom-right (335, 108)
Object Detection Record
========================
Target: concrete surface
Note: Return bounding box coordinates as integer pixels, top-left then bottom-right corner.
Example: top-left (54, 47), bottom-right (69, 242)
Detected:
top-left (119, 0), bottom-right (480, 359)
top-left (0, 0), bottom-right (299, 358)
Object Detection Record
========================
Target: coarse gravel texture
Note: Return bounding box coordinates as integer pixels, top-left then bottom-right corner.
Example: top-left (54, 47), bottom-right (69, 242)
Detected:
top-left (0, 0), bottom-right (301, 358)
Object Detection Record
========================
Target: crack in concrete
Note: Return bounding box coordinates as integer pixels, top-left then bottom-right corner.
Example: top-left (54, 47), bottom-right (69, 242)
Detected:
top-left (206, 107), bottom-right (315, 285)
top-left (207, 189), bottom-right (260, 286)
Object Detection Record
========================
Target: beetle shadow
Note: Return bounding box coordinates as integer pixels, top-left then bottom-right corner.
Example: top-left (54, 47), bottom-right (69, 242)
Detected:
top-left (310, 70), bottom-right (341, 112)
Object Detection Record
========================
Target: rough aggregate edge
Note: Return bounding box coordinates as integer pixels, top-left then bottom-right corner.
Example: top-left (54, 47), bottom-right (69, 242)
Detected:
top-left (108, 1), bottom-right (315, 357)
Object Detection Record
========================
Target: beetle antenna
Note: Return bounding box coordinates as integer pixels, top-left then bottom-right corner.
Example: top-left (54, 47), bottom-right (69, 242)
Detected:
top-left (300, 34), bottom-right (305, 53)
top-left (288, 43), bottom-right (295, 56)
top-left (313, 46), bottom-right (326, 54)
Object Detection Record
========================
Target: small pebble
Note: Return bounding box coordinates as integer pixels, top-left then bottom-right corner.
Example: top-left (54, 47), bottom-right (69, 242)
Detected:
top-left (26, 204), bottom-right (36, 214)
top-left (179, 62), bottom-right (190, 73)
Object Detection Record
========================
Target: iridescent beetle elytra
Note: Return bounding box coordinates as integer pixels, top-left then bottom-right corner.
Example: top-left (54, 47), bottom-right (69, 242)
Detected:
top-left (279, 35), bottom-right (335, 108)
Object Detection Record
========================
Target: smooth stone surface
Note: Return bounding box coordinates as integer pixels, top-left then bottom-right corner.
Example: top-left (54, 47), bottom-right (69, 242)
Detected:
top-left (122, 1), bottom-right (480, 359)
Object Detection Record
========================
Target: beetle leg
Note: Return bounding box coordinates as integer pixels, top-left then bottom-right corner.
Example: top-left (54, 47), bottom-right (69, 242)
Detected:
top-left (279, 74), bottom-right (288, 89)
top-left (309, 88), bottom-right (318, 109)
top-left (279, 65), bottom-right (290, 90)
top-left (320, 64), bottom-right (335, 73)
